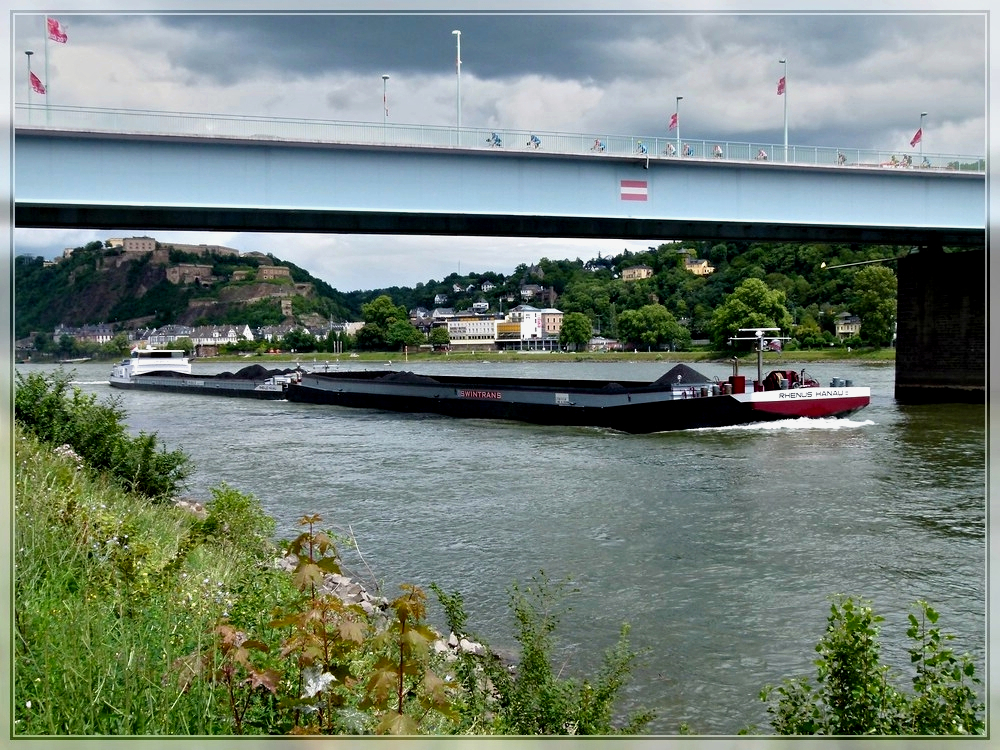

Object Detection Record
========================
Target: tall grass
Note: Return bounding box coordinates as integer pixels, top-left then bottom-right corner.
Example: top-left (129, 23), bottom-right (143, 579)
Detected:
top-left (13, 426), bottom-right (264, 734)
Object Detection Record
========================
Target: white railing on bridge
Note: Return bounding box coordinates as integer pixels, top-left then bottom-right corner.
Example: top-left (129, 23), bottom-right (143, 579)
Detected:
top-left (14, 103), bottom-right (985, 173)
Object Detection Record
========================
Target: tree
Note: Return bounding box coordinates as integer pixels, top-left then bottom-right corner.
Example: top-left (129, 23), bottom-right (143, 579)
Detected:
top-left (385, 320), bottom-right (425, 350)
top-left (362, 295), bottom-right (407, 330)
top-left (428, 326), bottom-right (451, 348)
top-left (710, 278), bottom-right (792, 348)
top-left (851, 266), bottom-right (897, 346)
top-left (281, 328), bottom-right (318, 353)
top-left (355, 324), bottom-right (387, 351)
top-left (616, 304), bottom-right (690, 351)
top-left (559, 312), bottom-right (593, 350)
top-left (172, 337), bottom-right (194, 355)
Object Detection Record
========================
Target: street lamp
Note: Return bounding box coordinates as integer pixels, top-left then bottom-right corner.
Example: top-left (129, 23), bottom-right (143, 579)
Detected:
top-left (382, 74), bottom-right (389, 128)
top-left (452, 30), bottom-right (462, 131)
top-left (675, 96), bottom-right (683, 155)
top-left (919, 111), bottom-right (927, 158)
top-left (779, 57), bottom-right (788, 161)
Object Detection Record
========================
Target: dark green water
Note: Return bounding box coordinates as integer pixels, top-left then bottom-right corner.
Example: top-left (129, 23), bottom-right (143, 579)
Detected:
top-left (20, 359), bottom-right (986, 734)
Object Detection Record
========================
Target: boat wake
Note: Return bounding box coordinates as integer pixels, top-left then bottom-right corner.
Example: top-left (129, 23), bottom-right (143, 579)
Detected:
top-left (71, 380), bottom-right (111, 386)
top-left (693, 416), bottom-right (876, 433)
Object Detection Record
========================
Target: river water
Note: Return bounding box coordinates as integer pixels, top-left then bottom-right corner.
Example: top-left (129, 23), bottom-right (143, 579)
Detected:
top-left (15, 357), bottom-right (986, 735)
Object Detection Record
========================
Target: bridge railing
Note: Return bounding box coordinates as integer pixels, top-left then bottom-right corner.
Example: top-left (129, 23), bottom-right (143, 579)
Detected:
top-left (14, 103), bottom-right (985, 173)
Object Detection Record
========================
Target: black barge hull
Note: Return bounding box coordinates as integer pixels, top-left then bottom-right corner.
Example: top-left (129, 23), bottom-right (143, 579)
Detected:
top-left (284, 368), bottom-right (868, 434)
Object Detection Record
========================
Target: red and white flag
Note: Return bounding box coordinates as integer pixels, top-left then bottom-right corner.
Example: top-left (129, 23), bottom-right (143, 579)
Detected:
top-left (668, 112), bottom-right (678, 131)
top-left (910, 128), bottom-right (922, 147)
top-left (47, 16), bottom-right (68, 43)
top-left (620, 179), bottom-right (648, 201)
top-left (776, 76), bottom-right (786, 95)
top-left (30, 71), bottom-right (46, 95)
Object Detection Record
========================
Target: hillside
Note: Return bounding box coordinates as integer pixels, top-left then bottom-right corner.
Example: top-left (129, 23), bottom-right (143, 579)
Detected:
top-left (13, 240), bottom-right (356, 339)
top-left (15, 236), bottom-right (917, 344)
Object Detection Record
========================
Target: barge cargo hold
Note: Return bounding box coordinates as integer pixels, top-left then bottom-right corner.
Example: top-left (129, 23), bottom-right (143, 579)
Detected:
top-left (109, 349), bottom-right (300, 400)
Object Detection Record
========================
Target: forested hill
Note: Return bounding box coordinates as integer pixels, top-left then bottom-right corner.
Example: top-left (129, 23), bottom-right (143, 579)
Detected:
top-left (14, 241), bottom-right (356, 339)
top-left (15, 237), bottom-right (907, 341)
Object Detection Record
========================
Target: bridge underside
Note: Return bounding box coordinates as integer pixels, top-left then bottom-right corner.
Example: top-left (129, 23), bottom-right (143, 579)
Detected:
top-left (13, 203), bottom-right (984, 247)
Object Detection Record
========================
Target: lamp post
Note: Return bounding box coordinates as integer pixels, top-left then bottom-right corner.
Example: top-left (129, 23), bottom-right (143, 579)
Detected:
top-left (452, 30), bottom-right (462, 131)
top-left (382, 74), bottom-right (389, 127)
top-left (779, 57), bottom-right (788, 161)
top-left (675, 95), bottom-right (682, 156)
top-left (25, 50), bottom-right (33, 119)
top-left (919, 111), bottom-right (927, 158)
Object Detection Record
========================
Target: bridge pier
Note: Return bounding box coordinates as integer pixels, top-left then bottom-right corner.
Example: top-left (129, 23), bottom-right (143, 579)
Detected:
top-left (894, 246), bottom-right (985, 404)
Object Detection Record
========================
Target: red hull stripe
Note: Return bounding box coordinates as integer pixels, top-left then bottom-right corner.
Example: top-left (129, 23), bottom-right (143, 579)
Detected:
top-left (749, 397), bottom-right (871, 418)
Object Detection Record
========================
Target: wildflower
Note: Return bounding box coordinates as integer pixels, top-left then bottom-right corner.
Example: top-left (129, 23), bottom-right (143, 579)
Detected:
top-left (25, 701), bottom-right (31, 709)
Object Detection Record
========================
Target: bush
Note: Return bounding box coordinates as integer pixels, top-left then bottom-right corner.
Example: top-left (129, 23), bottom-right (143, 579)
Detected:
top-left (760, 595), bottom-right (983, 735)
top-left (481, 572), bottom-right (654, 735)
top-left (14, 369), bottom-right (190, 500)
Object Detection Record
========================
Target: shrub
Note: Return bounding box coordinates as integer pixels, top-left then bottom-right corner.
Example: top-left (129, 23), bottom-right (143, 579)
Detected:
top-left (760, 595), bottom-right (983, 735)
top-left (482, 571), bottom-right (654, 735)
top-left (14, 369), bottom-right (190, 500)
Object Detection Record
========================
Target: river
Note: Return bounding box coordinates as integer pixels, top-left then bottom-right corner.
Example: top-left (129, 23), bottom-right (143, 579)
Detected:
top-left (14, 357), bottom-right (986, 735)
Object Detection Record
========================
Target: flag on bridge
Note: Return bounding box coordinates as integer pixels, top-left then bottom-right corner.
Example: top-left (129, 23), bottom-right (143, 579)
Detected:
top-left (668, 112), bottom-right (678, 131)
top-left (30, 72), bottom-right (46, 95)
top-left (910, 128), bottom-right (922, 147)
top-left (47, 16), bottom-right (68, 43)
top-left (620, 179), bottom-right (648, 201)
top-left (776, 76), bottom-right (786, 95)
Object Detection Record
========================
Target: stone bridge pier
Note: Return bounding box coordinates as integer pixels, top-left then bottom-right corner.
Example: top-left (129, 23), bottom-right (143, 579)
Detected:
top-left (894, 246), bottom-right (985, 404)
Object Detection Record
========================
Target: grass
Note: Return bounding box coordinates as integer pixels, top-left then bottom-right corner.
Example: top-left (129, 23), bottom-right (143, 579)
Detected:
top-left (13, 425), bottom-right (259, 734)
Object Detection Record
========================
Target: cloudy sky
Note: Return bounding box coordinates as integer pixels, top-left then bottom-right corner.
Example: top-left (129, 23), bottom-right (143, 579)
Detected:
top-left (9, 2), bottom-right (990, 293)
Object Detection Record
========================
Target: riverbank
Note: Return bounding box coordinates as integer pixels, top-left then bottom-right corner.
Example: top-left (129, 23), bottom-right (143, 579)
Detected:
top-left (209, 347), bottom-right (897, 367)
top-left (19, 347), bottom-right (896, 368)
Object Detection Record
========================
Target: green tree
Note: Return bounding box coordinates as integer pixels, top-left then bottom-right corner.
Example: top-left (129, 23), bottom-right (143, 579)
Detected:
top-left (172, 337), bottom-right (194, 355)
top-left (559, 312), bottom-right (593, 350)
top-left (362, 295), bottom-right (407, 330)
top-left (355, 324), bottom-right (387, 351)
top-left (616, 304), bottom-right (690, 351)
top-left (710, 278), bottom-right (792, 348)
top-left (385, 320), bottom-right (425, 350)
top-left (100, 332), bottom-right (132, 358)
top-left (851, 266), bottom-right (897, 346)
top-left (281, 328), bottom-right (318, 353)
top-left (428, 326), bottom-right (451, 348)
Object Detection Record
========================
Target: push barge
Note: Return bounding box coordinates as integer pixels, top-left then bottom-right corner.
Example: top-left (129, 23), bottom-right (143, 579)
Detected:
top-left (108, 331), bottom-right (870, 433)
top-left (285, 362), bottom-right (869, 434)
top-left (109, 348), bottom-right (300, 400)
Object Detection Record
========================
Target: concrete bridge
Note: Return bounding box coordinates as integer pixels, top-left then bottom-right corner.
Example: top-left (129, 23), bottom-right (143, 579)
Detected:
top-left (13, 105), bottom-right (986, 402)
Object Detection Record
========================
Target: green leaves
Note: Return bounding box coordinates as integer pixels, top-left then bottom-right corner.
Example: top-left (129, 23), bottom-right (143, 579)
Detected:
top-left (761, 595), bottom-right (984, 736)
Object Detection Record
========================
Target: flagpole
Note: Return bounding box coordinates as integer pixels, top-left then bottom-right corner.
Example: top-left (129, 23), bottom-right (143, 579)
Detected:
top-left (44, 17), bottom-right (51, 124)
top-left (25, 50), bottom-right (33, 123)
top-left (919, 112), bottom-right (927, 159)
top-left (779, 58), bottom-right (787, 161)
top-left (452, 30), bottom-right (462, 132)
top-left (676, 95), bottom-right (682, 156)
top-left (382, 74), bottom-right (389, 128)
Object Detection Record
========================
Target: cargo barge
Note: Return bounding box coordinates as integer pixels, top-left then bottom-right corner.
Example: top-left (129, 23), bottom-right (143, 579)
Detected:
top-left (284, 362), bottom-right (870, 434)
top-left (109, 348), bottom-right (301, 399)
